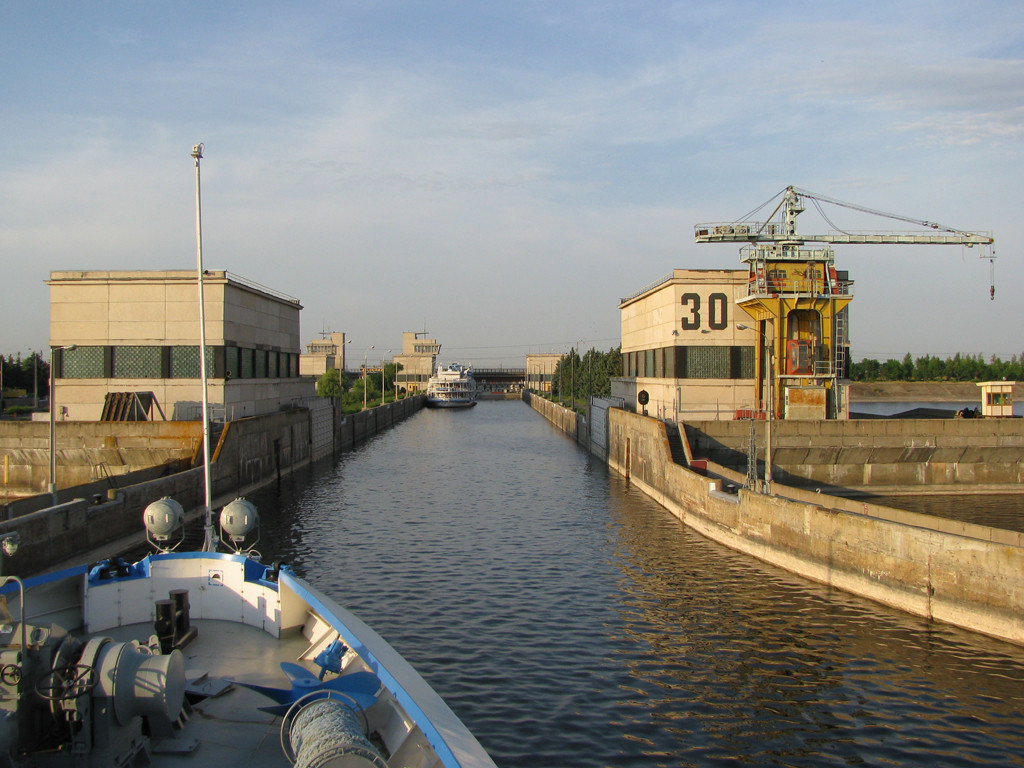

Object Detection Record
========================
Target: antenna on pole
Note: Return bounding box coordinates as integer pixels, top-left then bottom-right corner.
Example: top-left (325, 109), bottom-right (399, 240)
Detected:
top-left (192, 142), bottom-right (218, 553)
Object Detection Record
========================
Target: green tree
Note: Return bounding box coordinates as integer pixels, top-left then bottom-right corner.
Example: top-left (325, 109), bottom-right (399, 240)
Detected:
top-left (550, 346), bottom-right (621, 401)
top-left (316, 368), bottom-right (342, 397)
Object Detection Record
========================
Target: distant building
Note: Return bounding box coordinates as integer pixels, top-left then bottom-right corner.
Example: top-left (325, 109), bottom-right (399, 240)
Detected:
top-left (48, 270), bottom-right (308, 421)
top-left (394, 332), bottom-right (441, 394)
top-left (526, 353), bottom-right (563, 394)
top-left (300, 332), bottom-right (347, 378)
top-left (612, 269), bottom-right (758, 421)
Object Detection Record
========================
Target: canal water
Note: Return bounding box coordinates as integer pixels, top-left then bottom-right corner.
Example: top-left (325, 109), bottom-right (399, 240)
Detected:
top-left (247, 401), bottom-right (1024, 767)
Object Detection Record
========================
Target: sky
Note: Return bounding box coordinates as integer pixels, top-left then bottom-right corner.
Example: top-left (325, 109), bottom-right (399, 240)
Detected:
top-left (1, 1), bottom-right (1021, 368)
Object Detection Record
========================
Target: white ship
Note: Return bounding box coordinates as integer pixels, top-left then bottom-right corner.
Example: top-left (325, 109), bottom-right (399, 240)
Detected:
top-left (425, 364), bottom-right (477, 409)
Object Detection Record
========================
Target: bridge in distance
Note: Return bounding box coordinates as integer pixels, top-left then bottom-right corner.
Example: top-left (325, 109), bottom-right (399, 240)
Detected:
top-left (474, 368), bottom-right (525, 393)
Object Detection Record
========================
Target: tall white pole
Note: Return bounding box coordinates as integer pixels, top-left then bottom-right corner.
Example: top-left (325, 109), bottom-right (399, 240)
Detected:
top-left (48, 349), bottom-right (56, 505)
top-left (193, 143), bottom-right (217, 552)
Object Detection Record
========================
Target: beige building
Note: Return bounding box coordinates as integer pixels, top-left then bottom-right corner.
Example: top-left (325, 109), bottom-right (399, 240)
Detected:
top-left (300, 332), bottom-right (348, 377)
top-left (526, 353), bottom-right (564, 394)
top-left (612, 269), bottom-right (760, 421)
top-left (394, 332), bottom-right (441, 393)
top-left (48, 270), bottom-right (309, 421)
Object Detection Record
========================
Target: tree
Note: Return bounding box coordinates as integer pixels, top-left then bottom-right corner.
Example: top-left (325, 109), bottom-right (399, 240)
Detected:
top-left (550, 346), bottom-right (621, 401)
top-left (316, 368), bottom-right (342, 397)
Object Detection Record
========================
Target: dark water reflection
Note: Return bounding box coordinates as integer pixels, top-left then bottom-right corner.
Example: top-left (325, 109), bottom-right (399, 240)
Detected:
top-left (246, 402), bottom-right (1024, 767)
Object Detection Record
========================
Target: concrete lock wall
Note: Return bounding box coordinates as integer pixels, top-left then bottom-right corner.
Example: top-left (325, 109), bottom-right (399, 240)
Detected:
top-left (685, 418), bottom-right (1024, 492)
top-left (606, 408), bottom-right (1024, 646)
top-left (0, 396), bottom-right (425, 576)
top-left (0, 421), bottom-right (203, 497)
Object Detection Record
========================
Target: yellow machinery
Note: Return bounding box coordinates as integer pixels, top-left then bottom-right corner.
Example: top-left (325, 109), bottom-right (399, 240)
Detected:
top-left (695, 186), bottom-right (994, 419)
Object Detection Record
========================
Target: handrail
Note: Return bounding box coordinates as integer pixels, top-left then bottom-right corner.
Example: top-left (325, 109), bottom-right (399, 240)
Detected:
top-left (619, 272), bottom-right (674, 304)
top-left (224, 271), bottom-right (301, 305)
top-left (747, 278), bottom-right (854, 297)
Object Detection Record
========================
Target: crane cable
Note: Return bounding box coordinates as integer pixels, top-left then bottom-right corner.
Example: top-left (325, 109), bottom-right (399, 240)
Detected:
top-left (733, 186), bottom-right (789, 224)
top-left (793, 187), bottom-right (991, 242)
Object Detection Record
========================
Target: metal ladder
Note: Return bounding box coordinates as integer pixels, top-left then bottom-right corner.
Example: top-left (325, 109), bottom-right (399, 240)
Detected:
top-left (832, 310), bottom-right (849, 418)
top-left (834, 310), bottom-right (848, 378)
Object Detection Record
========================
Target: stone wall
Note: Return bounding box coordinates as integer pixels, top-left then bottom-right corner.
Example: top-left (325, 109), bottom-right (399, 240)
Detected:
top-left (607, 409), bottom-right (1024, 646)
top-left (0, 396), bottom-right (425, 576)
top-left (0, 421), bottom-right (202, 498)
top-left (685, 418), bottom-right (1024, 492)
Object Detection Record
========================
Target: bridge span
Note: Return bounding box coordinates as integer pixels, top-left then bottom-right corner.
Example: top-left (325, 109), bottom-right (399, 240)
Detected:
top-left (474, 368), bottom-right (525, 394)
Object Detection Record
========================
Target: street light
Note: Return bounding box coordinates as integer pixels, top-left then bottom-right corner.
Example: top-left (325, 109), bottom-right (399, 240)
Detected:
top-left (381, 350), bottom-right (391, 405)
top-left (48, 344), bottom-right (76, 505)
top-left (737, 323), bottom-right (775, 494)
top-left (363, 345), bottom-right (374, 410)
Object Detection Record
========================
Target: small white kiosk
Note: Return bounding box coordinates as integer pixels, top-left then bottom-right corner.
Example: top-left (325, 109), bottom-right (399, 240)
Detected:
top-left (977, 381), bottom-right (1016, 418)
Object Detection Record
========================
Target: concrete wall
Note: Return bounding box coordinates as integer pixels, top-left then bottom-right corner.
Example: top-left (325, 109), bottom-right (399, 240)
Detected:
top-left (524, 393), bottom-right (580, 441)
top-left (1, 421), bottom-right (202, 497)
top-left (686, 418), bottom-right (1024, 492)
top-left (606, 408), bottom-right (1024, 646)
top-left (0, 396), bottom-right (425, 576)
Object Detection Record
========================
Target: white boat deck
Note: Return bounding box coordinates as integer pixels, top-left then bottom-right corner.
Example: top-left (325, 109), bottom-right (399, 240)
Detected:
top-left (101, 619), bottom-right (310, 767)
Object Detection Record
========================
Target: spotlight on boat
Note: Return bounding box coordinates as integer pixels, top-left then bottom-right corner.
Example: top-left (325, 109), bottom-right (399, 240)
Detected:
top-left (219, 498), bottom-right (260, 555)
top-left (0, 532), bottom-right (19, 558)
top-left (144, 498), bottom-right (185, 553)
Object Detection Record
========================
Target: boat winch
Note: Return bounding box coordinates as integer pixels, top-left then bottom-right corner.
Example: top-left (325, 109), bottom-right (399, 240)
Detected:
top-left (282, 691), bottom-right (388, 768)
top-left (0, 623), bottom-right (186, 767)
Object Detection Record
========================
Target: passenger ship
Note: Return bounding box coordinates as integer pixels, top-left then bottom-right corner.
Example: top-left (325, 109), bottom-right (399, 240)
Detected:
top-left (425, 364), bottom-right (478, 408)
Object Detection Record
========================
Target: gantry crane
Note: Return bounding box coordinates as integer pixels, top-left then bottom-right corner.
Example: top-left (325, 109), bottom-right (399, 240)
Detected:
top-left (695, 185), bottom-right (995, 420)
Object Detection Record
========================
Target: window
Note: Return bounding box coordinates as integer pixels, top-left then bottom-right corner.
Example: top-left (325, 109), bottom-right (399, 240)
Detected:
top-left (240, 348), bottom-right (254, 379)
top-left (62, 346), bottom-right (105, 378)
top-left (170, 346), bottom-right (215, 378)
top-left (225, 346), bottom-right (240, 380)
top-left (112, 346), bottom-right (161, 378)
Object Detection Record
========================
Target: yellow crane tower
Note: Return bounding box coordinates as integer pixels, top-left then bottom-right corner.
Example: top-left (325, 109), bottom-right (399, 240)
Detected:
top-left (695, 185), bottom-right (995, 420)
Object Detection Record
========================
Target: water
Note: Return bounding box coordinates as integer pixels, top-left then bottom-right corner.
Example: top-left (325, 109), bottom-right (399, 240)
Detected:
top-left (247, 402), bottom-right (1024, 767)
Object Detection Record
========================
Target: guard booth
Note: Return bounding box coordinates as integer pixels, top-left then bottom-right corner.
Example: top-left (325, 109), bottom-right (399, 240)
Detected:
top-left (977, 381), bottom-right (1016, 418)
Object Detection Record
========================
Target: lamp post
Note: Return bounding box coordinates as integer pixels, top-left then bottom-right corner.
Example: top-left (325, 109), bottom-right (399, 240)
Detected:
top-left (363, 345), bottom-right (374, 410)
top-left (571, 345), bottom-right (575, 412)
top-left (737, 323), bottom-right (775, 494)
top-left (48, 344), bottom-right (75, 505)
top-left (381, 350), bottom-right (391, 405)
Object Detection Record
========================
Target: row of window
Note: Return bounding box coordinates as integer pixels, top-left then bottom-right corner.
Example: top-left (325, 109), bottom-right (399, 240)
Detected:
top-left (57, 345), bottom-right (299, 380)
top-left (623, 345), bottom-right (755, 380)
top-left (396, 373), bottom-right (430, 383)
